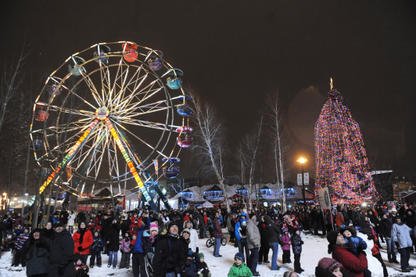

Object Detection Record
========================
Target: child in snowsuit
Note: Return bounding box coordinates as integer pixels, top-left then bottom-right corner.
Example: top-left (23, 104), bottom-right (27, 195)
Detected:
top-left (89, 231), bottom-right (104, 267)
top-left (119, 233), bottom-right (131, 269)
top-left (197, 253), bottom-right (211, 277)
top-left (291, 230), bottom-right (304, 274)
top-left (12, 227), bottom-right (30, 267)
top-left (228, 252), bottom-right (253, 277)
top-left (342, 227), bottom-right (367, 255)
top-left (280, 230), bottom-right (291, 263)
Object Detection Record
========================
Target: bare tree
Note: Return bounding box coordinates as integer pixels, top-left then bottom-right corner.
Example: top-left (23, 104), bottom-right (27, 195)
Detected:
top-left (267, 92), bottom-right (287, 212)
top-left (191, 93), bottom-right (230, 211)
top-left (0, 46), bottom-right (27, 133)
top-left (240, 115), bottom-right (263, 210)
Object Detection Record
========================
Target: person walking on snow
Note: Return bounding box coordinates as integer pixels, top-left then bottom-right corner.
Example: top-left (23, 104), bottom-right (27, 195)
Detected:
top-left (246, 213), bottom-right (261, 276)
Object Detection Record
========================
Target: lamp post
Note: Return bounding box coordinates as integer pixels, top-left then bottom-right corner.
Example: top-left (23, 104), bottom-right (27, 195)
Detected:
top-left (296, 156), bottom-right (308, 211)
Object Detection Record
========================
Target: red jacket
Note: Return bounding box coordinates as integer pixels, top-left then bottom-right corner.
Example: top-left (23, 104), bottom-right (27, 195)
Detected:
top-left (332, 246), bottom-right (368, 277)
top-left (73, 229), bottom-right (94, 255)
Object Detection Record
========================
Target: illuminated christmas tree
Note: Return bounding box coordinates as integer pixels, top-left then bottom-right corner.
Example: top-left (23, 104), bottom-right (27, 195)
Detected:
top-left (314, 81), bottom-right (377, 204)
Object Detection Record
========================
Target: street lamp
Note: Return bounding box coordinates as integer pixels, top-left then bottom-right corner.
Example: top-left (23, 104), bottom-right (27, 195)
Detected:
top-left (296, 156), bottom-right (308, 210)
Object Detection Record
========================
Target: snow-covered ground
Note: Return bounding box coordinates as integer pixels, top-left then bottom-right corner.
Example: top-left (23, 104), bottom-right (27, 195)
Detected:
top-left (1, 231), bottom-right (415, 276)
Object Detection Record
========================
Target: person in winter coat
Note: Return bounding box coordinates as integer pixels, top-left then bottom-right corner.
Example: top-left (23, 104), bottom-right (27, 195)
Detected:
top-left (142, 221), bottom-right (159, 276)
top-left (119, 232), bottom-right (131, 269)
top-left (73, 222), bottom-right (94, 264)
top-left (89, 230), bottom-right (104, 268)
top-left (228, 252), bottom-right (253, 277)
top-left (291, 229), bottom-right (304, 274)
top-left (380, 212), bottom-right (398, 263)
top-left (327, 230), bottom-right (369, 277)
top-left (315, 257), bottom-right (343, 277)
top-left (185, 221), bottom-right (199, 253)
top-left (48, 223), bottom-right (76, 277)
top-left (42, 221), bottom-right (55, 242)
top-left (341, 227), bottom-right (367, 255)
top-left (367, 223), bottom-right (388, 277)
top-left (213, 211), bottom-right (223, 257)
top-left (12, 227), bottom-right (30, 266)
top-left (257, 215), bottom-right (269, 264)
top-left (281, 229), bottom-right (291, 263)
top-left (153, 221), bottom-right (187, 277)
top-left (246, 214), bottom-right (260, 276)
top-left (183, 250), bottom-right (198, 277)
top-left (106, 219), bottom-right (120, 269)
top-left (25, 229), bottom-right (50, 277)
top-left (391, 216), bottom-right (413, 272)
top-left (67, 211), bottom-right (76, 234)
top-left (131, 220), bottom-right (149, 277)
top-left (235, 214), bottom-right (249, 262)
top-left (196, 253), bottom-right (211, 277)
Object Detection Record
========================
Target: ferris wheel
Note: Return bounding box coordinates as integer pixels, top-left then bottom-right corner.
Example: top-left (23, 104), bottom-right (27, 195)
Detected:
top-left (29, 41), bottom-right (193, 203)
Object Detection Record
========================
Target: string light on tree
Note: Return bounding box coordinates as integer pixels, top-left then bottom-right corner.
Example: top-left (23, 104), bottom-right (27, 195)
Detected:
top-left (314, 78), bottom-right (378, 204)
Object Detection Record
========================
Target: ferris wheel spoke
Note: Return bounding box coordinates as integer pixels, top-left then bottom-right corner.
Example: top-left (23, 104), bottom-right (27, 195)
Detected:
top-left (122, 103), bottom-right (172, 119)
top-left (99, 63), bottom-right (113, 107)
top-left (116, 117), bottom-right (178, 132)
top-left (118, 77), bottom-right (157, 111)
top-left (107, 57), bottom-right (130, 106)
top-left (106, 64), bottom-right (130, 105)
top-left (112, 120), bottom-right (169, 159)
top-left (81, 133), bottom-right (107, 186)
top-left (111, 66), bottom-right (131, 107)
top-left (69, 127), bottom-right (104, 171)
top-left (109, 136), bottom-right (122, 182)
top-left (79, 71), bottom-right (104, 107)
top-left (48, 104), bottom-right (94, 118)
top-left (118, 87), bottom-right (164, 116)
top-left (62, 84), bottom-right (98, 110)
top-left (112, 63), bottom-right (146, 107)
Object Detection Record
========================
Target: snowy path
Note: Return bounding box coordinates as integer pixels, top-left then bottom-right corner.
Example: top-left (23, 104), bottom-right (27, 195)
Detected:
top-left (1, 231), bottom-right (415, 276)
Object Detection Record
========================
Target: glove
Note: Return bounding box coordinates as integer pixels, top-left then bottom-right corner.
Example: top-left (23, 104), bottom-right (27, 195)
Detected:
top-left (395, 242), bottom-right (400, 249)
top-left (78, 246), bottom-right (83, 252)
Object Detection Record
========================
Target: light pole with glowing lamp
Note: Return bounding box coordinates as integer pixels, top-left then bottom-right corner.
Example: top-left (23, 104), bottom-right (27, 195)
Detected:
top-left (296, 156), bottom-right (308, 210)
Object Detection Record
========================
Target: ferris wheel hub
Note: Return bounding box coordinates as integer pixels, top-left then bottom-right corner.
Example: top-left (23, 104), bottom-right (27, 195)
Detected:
top-left (96, 106), bottom-right (109, 120)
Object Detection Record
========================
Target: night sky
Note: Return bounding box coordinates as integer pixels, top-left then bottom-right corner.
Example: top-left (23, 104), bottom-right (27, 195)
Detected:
top-left (0, 0), bottom-right (415, 188)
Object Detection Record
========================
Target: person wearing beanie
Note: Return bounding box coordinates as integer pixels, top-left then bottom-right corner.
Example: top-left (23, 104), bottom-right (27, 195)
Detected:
top-left (152, 220), bottom-right (187, 276)
top-left (342, 227), bottom-right (367, 255)
top-left (149, 222), bottom-right (159, 233)
top-left (119, 233), bottom-right (131, 269)
top-left (197, 252), bottom-right (211, 277)
top-left (235, 214), bottom-right (249, 262)
top-left (49, 220), bottom-right (76, 276)
top-left (227, 253), bottom-right (253, 277)
top-left (329, 231), bottom-right (369, 277)
top-left (185, 220), bottom-right (199, 253)
top-left (315, 257), bottom-right (343, 277)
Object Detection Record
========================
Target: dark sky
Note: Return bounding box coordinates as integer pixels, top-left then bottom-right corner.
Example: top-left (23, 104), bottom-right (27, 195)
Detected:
top-left (1, 0), bottom-right (415, 184)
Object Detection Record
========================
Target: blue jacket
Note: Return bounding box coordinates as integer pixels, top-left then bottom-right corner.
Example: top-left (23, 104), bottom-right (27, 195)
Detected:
top-left (132, 228), bottom-right (145, 253)
top-left (392, 222), bottom-right (413, 249)
top-left (234, 220), bottom-right (248, 242)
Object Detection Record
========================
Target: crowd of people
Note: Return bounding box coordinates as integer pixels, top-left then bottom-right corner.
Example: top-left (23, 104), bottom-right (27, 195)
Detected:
top-left (0, 201), bottom-right (415, 277)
